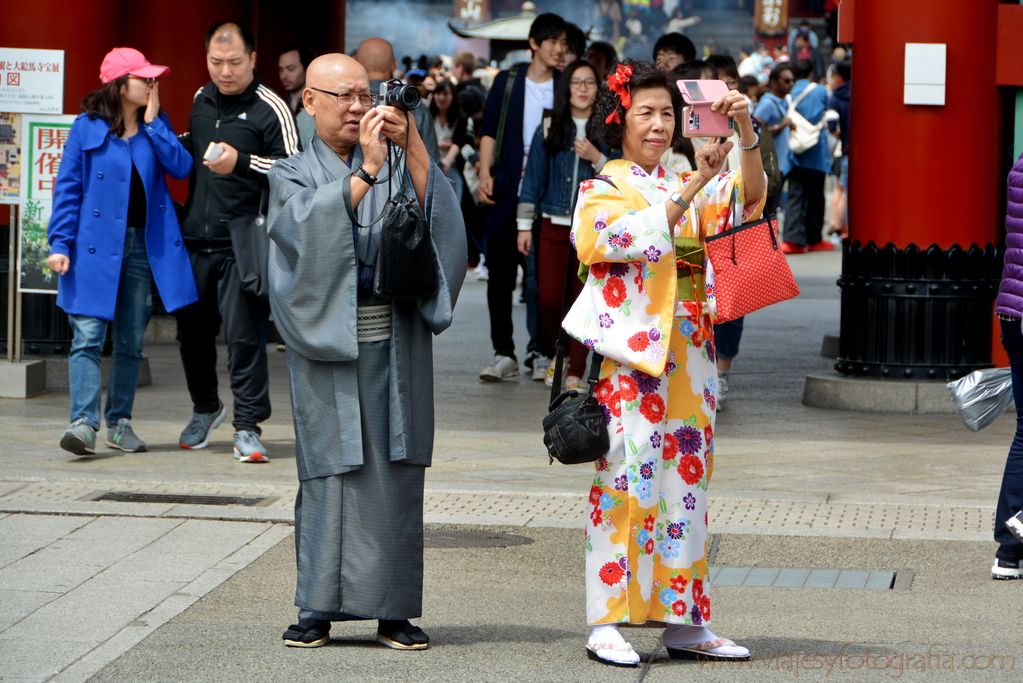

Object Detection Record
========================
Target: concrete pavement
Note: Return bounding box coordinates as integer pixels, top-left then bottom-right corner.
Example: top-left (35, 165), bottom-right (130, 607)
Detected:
top-left (0, 250), bottom-right (1019, 681)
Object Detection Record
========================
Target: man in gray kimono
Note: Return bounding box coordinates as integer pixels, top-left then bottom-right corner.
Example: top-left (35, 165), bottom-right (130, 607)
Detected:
top-left (267, 53), bottom-right (466, 650)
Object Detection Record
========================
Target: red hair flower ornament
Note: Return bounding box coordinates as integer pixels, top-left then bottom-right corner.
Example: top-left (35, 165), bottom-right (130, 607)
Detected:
top-left (605, 63), bottom-right (634, 124)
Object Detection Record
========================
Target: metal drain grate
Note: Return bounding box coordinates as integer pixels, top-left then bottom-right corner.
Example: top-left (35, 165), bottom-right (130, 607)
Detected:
top-left (425, 529), bottom-right (534, 548)
top-left (92, 492), bottom-right (268, 507)
top-left (710, 566), bottom-right (913, 590)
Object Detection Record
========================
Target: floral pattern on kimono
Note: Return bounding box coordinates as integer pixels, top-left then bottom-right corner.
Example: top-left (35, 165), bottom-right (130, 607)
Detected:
top-left (567, 158), bottom-right (764, 626)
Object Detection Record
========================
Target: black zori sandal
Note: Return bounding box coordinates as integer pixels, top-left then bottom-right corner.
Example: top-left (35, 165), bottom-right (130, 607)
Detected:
top-left (377, 619), bottom-right (430, 650)
top-left (282, 619), bottom-right (331, 648)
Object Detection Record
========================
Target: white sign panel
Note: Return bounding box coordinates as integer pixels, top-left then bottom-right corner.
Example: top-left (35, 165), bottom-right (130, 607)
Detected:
top-left (0, 48), bottom-right (65, 114)
top-left (904, 43), bottom-right (946, 106)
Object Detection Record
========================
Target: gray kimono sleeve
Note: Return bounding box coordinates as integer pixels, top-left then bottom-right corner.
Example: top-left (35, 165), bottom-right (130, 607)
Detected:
top-left (416, 163), bottom-right (468, 333)
top-left (267, 157), bottom-right (359, 362)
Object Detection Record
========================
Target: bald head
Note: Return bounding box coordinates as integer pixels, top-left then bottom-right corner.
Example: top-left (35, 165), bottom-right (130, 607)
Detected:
top-left (307, 53), bottom-right (366, 90)
top-left (354, 37), bottom-right (395, 80)
top-left (302, 53), bottom-right (371, 155)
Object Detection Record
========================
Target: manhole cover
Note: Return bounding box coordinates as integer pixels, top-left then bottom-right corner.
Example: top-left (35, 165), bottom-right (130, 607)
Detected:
top-left (425, 529), bottom-right (534, 548)
top-left (91, 492), bottom-right (268, 507)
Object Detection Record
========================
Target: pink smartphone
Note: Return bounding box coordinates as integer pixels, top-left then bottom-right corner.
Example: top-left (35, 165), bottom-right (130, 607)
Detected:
top-left (677, 79), bottom-right (733, 138)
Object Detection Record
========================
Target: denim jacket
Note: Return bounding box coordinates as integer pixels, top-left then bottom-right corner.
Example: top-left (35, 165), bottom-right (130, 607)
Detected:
top-left (518, 125), bottom-right (616, 221)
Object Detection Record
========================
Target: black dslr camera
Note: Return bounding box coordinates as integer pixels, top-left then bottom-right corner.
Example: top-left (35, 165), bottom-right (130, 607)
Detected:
top-left (378, 79), bottom-right (420, 111)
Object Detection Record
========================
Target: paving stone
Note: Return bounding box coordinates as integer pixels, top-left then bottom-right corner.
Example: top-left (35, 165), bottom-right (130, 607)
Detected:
top-left (0, 637), bottom-right (95, 679)
top-left (101, 519), bottom-right (271, 582)
top-left (12, 575), bottom-right (184, 646)
top-left (865, 571), bottom-right (896, 590)
top-left (744, 567), bottom-right (781, 587)
top-left (0, 589), bottom-right (62, 632)
top-left (803, 568), bottom-right (840, 588)
top-left (714, 566), bottom-right (751, 586)
top-left (834, 569), bottom-right (870, 589)
top-left (772, 567), bottom-right (811, 588)
top-left (0, 514), bottom-right (94, 569)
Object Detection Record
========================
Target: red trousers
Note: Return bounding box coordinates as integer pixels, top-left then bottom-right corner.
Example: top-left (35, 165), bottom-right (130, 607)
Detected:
top-left (538, 218), bottom-right (589, 378)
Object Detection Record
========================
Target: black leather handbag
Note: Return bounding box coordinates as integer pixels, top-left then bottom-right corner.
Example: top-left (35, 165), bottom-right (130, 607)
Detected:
top-left (542, 348), bottom-right (608, 465)
top-left (542, 243), bottom-right (608, 465)
top-left (374, 193), bottom-right (437, 299)
top-left (342, 166), bottom-right (438, 299)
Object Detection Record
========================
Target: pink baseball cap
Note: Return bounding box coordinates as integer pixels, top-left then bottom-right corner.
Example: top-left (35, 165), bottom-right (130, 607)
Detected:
top-left (99, 47), bottom-right (169, 84)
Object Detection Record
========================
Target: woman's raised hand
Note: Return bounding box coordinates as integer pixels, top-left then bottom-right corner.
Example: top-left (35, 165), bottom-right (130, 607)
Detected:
top-left (694, 138), bottom-right (733, 184)
top-left (144, 82), bottom-right (160, 124)
top-left (710, 90), bottom-right (752, 129)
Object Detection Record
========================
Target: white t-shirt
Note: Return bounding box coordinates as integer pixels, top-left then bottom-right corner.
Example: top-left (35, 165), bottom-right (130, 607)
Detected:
top-left (520, 76), bottom-right (554, 191)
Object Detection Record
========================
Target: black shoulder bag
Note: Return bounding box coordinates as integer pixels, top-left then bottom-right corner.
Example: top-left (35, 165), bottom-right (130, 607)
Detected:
top-left (541, 178), bottom-right (614, 465)
top-left (227, 186), bottom-right (270, 300)
top-left (342, 123), bottom-right (438, 299)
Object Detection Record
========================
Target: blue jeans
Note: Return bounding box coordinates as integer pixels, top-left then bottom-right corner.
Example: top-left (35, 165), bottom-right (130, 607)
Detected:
top-left (68, 228), bottom-right (152, 428)
top-left (998, 317), bottom-right (1023, 561)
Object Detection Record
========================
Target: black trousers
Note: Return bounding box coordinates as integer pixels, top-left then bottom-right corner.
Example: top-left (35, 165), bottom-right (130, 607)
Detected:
top-left (175, 248), bottom-right (271, 433)
top-left (997, 317), bottom-right (1023, 561)
top-left (485, 212), bottom-right (522, 359)
top-left (785, 166), bottom-right (826, 247)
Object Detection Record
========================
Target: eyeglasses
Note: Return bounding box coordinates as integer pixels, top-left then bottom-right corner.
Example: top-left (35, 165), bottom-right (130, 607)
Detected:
top-left (131, 77), bottom-right (158, 85)
top-left (309, 86), bottom-right (378, 107)
top-left (569, 79), bottom-right (597, 90)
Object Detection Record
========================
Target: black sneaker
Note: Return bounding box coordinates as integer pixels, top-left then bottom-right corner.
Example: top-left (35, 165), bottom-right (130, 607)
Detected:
top-left (282, 619), bottom-right (331, 647)
top-left (991, 558), bottom-right (1022, 580)
top-left (377, 619), bottom-right (429, 650)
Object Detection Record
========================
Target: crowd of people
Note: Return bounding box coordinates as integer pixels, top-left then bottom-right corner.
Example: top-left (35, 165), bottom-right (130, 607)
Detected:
top-left (44, 9), bottom-right (864, 665)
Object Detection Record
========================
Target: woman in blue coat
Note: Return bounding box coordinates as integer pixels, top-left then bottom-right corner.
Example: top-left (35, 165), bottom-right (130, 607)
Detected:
top-left (47, 47), bottom-right (197, 457)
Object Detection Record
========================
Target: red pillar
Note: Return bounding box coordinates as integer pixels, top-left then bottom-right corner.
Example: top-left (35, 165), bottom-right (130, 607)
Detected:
top-left (849, 0), bottom-right (1001, 249)
top-left (0, 0), bottom-right (120, 115)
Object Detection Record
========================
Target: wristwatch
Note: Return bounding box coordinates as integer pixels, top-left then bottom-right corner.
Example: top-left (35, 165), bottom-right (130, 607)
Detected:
top-left (354, 165), bottom-right (378, 185)
top-left (669, 191), bottom-right (691, 212)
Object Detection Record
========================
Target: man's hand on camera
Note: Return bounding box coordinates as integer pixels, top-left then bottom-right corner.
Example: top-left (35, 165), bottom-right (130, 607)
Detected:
top-left (359, 108), bottom-right (387, 174)
top-left (376, 105), bottom-right (418, 150)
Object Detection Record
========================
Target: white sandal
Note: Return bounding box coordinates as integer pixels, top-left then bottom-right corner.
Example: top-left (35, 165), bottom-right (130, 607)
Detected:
top-left (663, 626), bottom-right (750, 661)
top-left (586, 625), bottom-right (640, 667)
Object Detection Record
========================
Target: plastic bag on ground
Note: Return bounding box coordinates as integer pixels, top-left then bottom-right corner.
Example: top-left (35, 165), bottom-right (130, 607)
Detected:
top-left (946, 367), bottom-right (1014, 432)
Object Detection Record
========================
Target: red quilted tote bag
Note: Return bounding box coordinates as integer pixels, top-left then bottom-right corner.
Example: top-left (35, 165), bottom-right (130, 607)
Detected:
top-left (705, 200), bottom-right (800, 324)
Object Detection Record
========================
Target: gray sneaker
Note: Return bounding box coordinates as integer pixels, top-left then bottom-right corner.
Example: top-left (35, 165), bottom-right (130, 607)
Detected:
top-left (717, 373), bottom-right (730, 411)
top-left (60, 418), bottom-right (97, 456)
top-left (106, 418), bottom-right (147, 453)
top-left (179, 401), bottom-right (228, 449)
top-left (479, 355), bottom-right (519, 382)
top-left (233, 430), bottom-right (270, 463)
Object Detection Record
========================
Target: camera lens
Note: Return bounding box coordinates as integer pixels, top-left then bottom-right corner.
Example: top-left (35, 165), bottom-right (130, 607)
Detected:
top-left (399, 85), bottom-right (420, 111)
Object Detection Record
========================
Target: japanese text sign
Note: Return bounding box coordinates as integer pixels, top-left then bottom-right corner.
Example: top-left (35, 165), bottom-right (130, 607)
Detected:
top-left (18, 114), bottom-right (74, 294)
top-left (0, 48), bottom-right (65, 115)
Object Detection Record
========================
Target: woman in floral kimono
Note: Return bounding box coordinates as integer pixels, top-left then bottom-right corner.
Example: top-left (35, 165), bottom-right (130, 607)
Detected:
top-left (563, 61), bottom-right (765, 666)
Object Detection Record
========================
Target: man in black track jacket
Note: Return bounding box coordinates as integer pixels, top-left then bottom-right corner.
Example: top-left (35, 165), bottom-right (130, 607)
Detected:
top-left (176, 21), bottom-right (299, 463)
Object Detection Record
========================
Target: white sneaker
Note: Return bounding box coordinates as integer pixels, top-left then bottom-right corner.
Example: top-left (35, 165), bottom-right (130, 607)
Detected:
top-left (532, 357), bottom-right (551, 382)
top-left (474, 262), bottom-right (489, 281)
top-left (480, 355), bottom-right (518, 382)
top-left (717, 373), bottom-right (730, 411)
